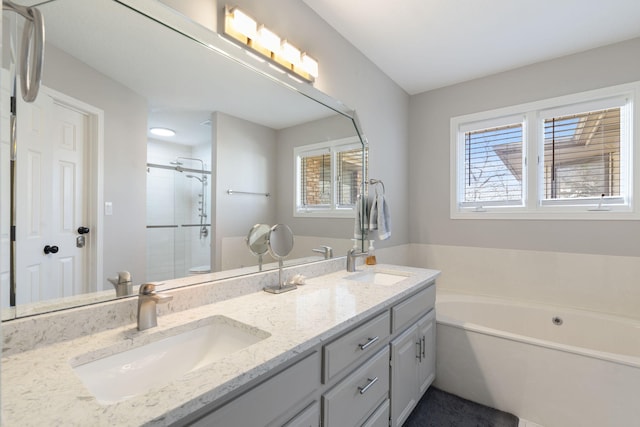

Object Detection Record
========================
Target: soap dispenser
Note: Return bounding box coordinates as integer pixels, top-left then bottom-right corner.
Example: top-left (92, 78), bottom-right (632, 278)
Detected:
top-left (366, 240), bottom-right (377, 265)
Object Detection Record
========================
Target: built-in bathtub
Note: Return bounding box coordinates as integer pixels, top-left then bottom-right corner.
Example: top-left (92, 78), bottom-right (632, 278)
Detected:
top-left (435, 293), bottom-right (640, 427)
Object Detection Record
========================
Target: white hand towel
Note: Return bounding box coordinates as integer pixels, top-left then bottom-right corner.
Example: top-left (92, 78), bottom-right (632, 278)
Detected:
top-left (369, 195), bottom-right (379, 233)
top-left (377, 193), bottom-right (391, 240)
top-left (369, 192), bottom-right (391, 240)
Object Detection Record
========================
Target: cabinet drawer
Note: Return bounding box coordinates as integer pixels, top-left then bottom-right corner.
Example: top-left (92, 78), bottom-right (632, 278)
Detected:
top-left (362, 399), bottom-right (390, 427)
top-left (283, 401), bottom-right (320, 427)
top-left (391, 283), bottom-right (435, 333)
top-left (323, 311), bottom-right (390, 383)
top-left (191, 352), bottom-right (320, 427)
top-left (322, 347), bottom-right (390, 427)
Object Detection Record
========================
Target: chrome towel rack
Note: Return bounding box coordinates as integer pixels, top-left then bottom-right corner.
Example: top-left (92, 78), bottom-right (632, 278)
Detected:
top-left (227, 189), bottom-right (271, 197)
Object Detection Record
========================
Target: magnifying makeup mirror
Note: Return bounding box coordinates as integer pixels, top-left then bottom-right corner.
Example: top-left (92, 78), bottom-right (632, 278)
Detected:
top-left (246, 224), bottom-right (271, 271)
top-left (264, 224), bottom-right (296, 294)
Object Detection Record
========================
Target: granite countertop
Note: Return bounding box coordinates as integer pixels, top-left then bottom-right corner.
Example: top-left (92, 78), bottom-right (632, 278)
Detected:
top-left (1, 265), bottom-right (439, 426)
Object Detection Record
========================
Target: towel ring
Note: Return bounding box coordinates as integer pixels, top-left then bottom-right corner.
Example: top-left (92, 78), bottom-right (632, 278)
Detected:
top-left (368, 179), bottom-right (385, 195)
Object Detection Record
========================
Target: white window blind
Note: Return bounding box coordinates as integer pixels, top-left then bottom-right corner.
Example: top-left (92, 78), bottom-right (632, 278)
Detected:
top-left (294, 138), bottom-right (366, 216)
top-left (542, 107), bottom-right (624, 204)
top-left (462, 122), bottom-right (523, 207)
top-left (299, 150), bottom-right (332, 208)
top-left (451, 82), bottom-right (637, 219)
top-left (336, 146), bottom-right (364, 208)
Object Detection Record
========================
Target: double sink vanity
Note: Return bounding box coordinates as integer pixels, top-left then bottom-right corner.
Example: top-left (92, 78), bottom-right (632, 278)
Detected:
top-left (1, 260), bottom-right (439, 426)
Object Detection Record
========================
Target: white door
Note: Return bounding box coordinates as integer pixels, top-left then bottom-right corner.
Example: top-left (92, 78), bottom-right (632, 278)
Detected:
top-left (16, 88), bottom-right (91, 304)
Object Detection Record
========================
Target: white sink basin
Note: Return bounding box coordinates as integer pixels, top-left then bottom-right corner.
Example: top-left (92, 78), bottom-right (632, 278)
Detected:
top-left (345, 269), bottom-right (411, 286)
top-left (71, 316), bottom-right (270, 404)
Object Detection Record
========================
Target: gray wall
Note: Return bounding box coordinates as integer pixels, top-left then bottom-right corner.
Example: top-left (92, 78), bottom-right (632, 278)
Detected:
top-left (228, 0), bottom-right (411, 250)
top-left (409, 37), bottom-right (640, 257)
top-left (41, 44), bottom-right (148, 289)
top-left (276, 114), bottom-right (359, 239)
top-left (213, 112), bottom-right (277, 270)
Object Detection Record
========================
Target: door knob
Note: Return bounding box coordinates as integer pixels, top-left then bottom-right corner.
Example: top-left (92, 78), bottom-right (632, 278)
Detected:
top-left (77, 226), bottom-right (90, 234)
top-left (44, 245), bottom-right (59, 254)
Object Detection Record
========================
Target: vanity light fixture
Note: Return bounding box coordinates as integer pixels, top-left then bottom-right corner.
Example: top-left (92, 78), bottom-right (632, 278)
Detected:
top-left (223, 5), bottom-right (318, 83)
top-left (149, 127), bottom-right (176, 137)
top-left (255, 25), bottom-right (280, 54)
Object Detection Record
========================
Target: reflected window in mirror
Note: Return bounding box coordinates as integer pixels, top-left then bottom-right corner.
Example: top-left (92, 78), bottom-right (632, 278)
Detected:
top-left (295, 137), bottom-right (367, 217)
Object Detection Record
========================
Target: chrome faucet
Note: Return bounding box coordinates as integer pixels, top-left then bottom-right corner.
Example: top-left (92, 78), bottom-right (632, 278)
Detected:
top-left (137, 282), bottom-right (173, 331)
top-left (108, 271), bottom-right (133, 297)
top-left (313, 245), bottom-right (334, 259)
top-left (346, 248), bottom-right (369, 272)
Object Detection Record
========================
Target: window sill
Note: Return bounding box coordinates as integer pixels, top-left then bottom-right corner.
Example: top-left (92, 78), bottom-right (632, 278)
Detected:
top-left (451, 208), bottom-right (640, 220)
top-left (294, 209), bottom-right (355, 219)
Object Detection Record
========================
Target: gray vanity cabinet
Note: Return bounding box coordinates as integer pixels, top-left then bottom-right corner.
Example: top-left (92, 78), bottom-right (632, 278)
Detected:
top-left (283, 401), bottom-right (321, 427)
top-left (389, 288), bottom-right (436, 427)
top-left (180, 280), bottom-right (436, 427)
top-left (389, 311), bottom-right (436, 427)
top-left (322, 347), bottom-right (390, 426)
top-left (188, 352), bottom-right (321, 427)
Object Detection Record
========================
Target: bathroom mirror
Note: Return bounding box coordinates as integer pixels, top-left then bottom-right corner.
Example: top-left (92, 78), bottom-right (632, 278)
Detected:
top-left (264, 223), bottom-right (296, 294)
top-left (246, 223), bottom-right (271, 271)
top-left (0, 0), bottom-right (366, 319)
top-left (247, 224), bottom-right (271, 258)
top-left (267, 224), bottom-right (295, 260)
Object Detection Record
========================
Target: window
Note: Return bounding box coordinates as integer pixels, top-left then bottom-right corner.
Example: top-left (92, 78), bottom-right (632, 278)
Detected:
top-left (295, 137), bottom-right (366, 217)
top-left (451, 83), bottom-right (636, 219)
top-left (462, 120), bottom-right (524, 208)
top-left (540, 104), bottom-right (627, 207)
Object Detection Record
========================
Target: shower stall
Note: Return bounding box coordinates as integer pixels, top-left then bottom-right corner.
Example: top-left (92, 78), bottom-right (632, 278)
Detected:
top-left (146, 156), bottom-right (212, 281)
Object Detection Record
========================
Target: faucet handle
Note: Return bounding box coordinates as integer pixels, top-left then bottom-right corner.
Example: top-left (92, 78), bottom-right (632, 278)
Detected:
top-left (139, 282), bottom-right (164, 295)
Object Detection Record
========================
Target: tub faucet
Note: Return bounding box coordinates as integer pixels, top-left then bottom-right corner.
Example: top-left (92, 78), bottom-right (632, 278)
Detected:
top-left (346, 248), bottom-right (369, 272)
top-left (313, 245), bottom-right (334, 259)
top-left (137, 282), bottom-right (173, 331)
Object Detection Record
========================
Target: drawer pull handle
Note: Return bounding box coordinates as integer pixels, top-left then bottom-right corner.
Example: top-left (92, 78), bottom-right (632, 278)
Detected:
top-left (358, 377), bottom-right (378, 395)
top-left (421, 336), bottom-right (426, 359)
top-left (358, 336), bottom-right (379, 350)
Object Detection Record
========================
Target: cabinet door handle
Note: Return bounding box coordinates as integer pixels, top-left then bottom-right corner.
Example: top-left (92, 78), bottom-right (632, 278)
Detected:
top-left (421, 335), bottom-right (426, 359)
top-left (358, 377), bottom-right (378, 395)
top-left (358, 336), bottom-right (379, 350)
top-left (416, 341), bottom-right (422, 361)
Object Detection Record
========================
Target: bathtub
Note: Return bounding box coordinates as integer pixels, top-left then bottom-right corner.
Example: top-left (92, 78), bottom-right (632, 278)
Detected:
top-left (434, 293), bottom-right (640, 427)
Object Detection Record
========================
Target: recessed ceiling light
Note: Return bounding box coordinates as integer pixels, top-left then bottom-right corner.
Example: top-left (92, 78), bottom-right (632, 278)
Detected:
top-left (149, 127), bottom-right (176, 137)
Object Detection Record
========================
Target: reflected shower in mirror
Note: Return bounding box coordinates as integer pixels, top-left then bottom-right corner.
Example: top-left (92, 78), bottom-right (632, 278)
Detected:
top-left (0, 0), bottom-right (366, 320)
top-left (146, 152), bottom-right (212, 280)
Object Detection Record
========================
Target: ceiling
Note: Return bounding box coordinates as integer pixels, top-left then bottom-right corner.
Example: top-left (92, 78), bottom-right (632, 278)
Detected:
top-left (304, 0), bottom-right (640, 95)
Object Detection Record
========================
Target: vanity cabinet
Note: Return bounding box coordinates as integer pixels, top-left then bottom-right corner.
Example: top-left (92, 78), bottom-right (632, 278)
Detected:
top-left (283, 401), bottom-right (321, 427)
top-left (362, 399), bottom-right (390, 427)
top-left (180, 279), bottom-right (436, 427)
top-left (187, 352), bottom-right (320, 427)
top-left (322, 281), bottom-right (436, 427)
top-left (322, 347), bottom-right (390, 426)
top-left (390, 310), bottom-right (436, 427)
top-left (322, 311), bottom-right (390, 383)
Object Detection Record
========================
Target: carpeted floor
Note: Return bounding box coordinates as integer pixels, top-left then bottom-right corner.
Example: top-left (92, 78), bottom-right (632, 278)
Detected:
top-left (402, 387), bottom-right (520, 427)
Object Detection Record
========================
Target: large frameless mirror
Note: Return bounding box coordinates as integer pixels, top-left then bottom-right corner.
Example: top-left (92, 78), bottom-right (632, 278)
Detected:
top-left (0, 0), bottom-right (367, 319)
